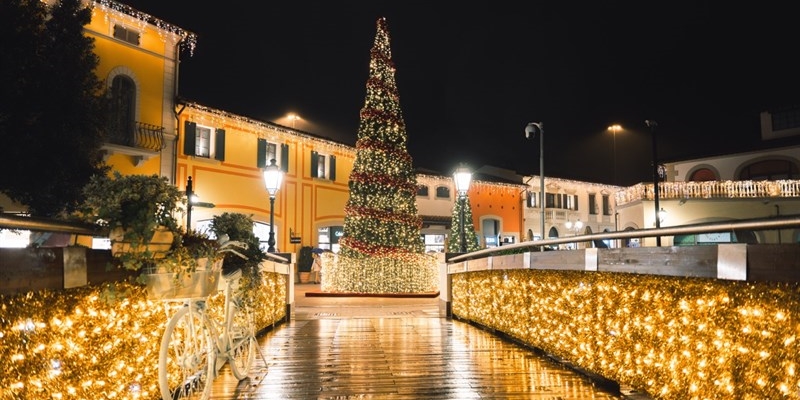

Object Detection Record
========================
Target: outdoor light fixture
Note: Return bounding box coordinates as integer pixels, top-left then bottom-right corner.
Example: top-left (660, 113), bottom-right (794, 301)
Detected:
top-left (565, 219), bottom-right (583, 235)
top-left (607, 124), bottom-right (622, 185)
top-left (185, 176), bottom-right (194, 232)
top-left (184, 176), bottom-right (214, 232)
top-left (263, 159), bottom-right (284, 253)
top-left (645, 119), bottom-right (661, 246)
top-left (525, 122), bottom-right (545, 251)
top-left (453, 164), bottom-right (473, 253)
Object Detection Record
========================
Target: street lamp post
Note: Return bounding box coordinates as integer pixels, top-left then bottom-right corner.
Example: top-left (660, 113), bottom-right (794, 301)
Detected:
top-left (453, 164), bottom-right (473, 253)
top-left (263, 159), bottom-right (284, 253)
top-left (646, 119), bottom-right (661, 246)
top-left (185, 176), bottom-right (194, 232)
top-left (525, 122), bottom-right (545, 251)
top-left (607, 124), bottom-right (621, 185)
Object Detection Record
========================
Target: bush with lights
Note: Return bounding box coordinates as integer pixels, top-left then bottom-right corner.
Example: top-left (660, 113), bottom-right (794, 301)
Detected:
top-left (451, 269), bottom-right (800, 399)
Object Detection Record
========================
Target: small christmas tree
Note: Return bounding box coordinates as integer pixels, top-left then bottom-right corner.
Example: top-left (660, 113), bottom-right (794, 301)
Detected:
top-left (339, 17), bottom-right (424, 259)
top-left (447, 196), bottom-right (480, 253)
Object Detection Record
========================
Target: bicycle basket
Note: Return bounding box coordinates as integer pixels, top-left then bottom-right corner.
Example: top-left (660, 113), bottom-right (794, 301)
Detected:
top-left (143, 265), bottom-right (222, 300)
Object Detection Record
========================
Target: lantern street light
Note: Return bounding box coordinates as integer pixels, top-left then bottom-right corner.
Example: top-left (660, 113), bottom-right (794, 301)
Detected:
top-left (263, 159), bottom-right (284, 253)
top-left (453, 164), bottom-right (473, 253)
top-left (525, 122), bottom-right (545, 251)
top-left (607, 124), bottom-right (622, 185)
top-left (185, 176), bottom-right (194, 232)
top-left (646, 119), bottom-right (661, 246)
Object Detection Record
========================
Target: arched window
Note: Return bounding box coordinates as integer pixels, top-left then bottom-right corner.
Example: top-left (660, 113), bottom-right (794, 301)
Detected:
top-left (417, 185), bottom-right (429, 197)
top-left (435, 186), bottom-right (450, 199)
top-left (739, 159), bottom-right (799, 180)
top-left (109, 75), bottom-right (136, 144)
top-left (689, 168), bottom-right (717, 181)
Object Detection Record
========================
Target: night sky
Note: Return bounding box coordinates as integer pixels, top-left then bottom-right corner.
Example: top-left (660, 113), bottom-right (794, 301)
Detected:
top-left (122, 1), bottom-right (799, 186)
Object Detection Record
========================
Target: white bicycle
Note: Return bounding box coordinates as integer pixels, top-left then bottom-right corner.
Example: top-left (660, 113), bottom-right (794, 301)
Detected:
top-left (156, 268), bottom-right (260, 400)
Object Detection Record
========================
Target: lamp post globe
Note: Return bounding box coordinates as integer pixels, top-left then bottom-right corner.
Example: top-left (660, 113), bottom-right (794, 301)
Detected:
top-left (263, 159), bottom-right (284, 253)
top-left (453, 165), bottom-right (472, 253)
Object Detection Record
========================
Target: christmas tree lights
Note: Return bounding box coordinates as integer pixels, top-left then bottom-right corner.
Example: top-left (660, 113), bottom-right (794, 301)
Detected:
top-left (447, 196), bottom-right (480, 253)
top-left (335, 17), bottom-right (435, 293)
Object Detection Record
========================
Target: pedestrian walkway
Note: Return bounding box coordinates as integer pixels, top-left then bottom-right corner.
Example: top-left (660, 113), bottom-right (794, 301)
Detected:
top-left (208, 284), bottom-right (648, 399)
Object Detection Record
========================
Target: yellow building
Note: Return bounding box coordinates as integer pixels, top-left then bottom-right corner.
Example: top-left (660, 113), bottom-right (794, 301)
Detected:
top-left (174, 102), bottom-right (354, 253)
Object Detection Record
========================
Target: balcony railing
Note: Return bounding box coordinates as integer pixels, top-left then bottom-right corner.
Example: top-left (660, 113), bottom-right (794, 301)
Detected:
top-left (616, 180), bottom-right (800, 206)
top-left (107, 121), bottom-right (165, 151)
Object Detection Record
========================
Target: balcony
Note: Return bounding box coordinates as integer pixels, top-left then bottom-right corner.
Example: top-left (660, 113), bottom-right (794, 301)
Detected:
top-left (615, 180), bottom-right (800, 207)
top-left (102, 121), bottom-right (165, 166)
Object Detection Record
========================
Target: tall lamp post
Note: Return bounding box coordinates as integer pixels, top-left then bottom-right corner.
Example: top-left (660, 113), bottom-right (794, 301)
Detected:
top-left (453, 164), bottom-right (473, 253)
top-left (525, 122), bottom-right (545, 251)
top-left (607, 124), bottom-right (621, 185)
top-left (263, 159), bottom-right (284, 253)
top-left (645, 120), bottom-right (661, 247)
top-left (185, 176), bottom-right (194, 232)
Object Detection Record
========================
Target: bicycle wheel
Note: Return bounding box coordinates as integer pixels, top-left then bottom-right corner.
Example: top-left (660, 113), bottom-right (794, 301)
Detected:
top-left (226, 299), bottom-right (256, 380)
top-left (159, 304), bottom-right (215, 400)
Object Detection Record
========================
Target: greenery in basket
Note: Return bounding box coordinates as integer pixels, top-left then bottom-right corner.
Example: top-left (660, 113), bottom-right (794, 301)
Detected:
top-left (144, 229), bottom-right (247, 282)
top-left (210, 212), bottom-right (268, 304)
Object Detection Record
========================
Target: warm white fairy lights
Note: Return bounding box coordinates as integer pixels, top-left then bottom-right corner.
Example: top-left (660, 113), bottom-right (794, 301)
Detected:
top-left (90, 0), bottom-right (197, 55)
top-left (451, 269), bottom-right (800, 399)
top-left (320, 252), bottom-right (437, 294)
top-left (0, 273), bottom-right (286, 400)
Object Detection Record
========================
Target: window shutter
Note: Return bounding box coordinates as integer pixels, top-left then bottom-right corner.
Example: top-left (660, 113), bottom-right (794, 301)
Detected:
top-left (257, 138), bottom-right (267, 168)
top-left (310, 151), bottom-right (319, 178)
top-left (184, 121), bottom-right (196, 155)
top-left (329, 155), bottom-right (336, 181)
top-left (214, 129), bottom-right (225, 161)
top-left (280, 143), bottom-right (289, 172)
top-left (574, 195), bottom-right (579, 211)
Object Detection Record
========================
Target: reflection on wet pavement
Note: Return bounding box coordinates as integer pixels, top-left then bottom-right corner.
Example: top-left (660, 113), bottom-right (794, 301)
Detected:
top-left (211, 315), bottom-right (626, 399)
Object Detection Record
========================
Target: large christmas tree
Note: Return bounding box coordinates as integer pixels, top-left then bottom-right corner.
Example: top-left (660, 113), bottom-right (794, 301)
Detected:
top-left (339, 17), bottom-right (424, 258)
top-left (323, 17), bottom-right (435, 294)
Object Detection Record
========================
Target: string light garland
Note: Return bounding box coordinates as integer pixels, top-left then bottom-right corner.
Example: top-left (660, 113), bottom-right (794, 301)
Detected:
top-left (452, 269), bottom-right (800, 399)
top-left (90, 0), bottom-right (197, 55)
top-left (0, 274), bottom-right (286, 400)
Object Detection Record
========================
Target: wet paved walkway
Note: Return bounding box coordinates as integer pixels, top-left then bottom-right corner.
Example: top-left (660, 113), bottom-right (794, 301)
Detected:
top-left (208, 284), bottom-right (645, 399)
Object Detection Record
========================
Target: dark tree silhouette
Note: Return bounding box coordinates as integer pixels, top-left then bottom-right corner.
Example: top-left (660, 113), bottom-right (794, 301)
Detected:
top-left (0, 0), bottom-right (108, 217)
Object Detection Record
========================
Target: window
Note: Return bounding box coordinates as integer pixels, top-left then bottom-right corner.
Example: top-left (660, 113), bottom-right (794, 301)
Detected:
top-left (113, 25), bottom-right (140, 45)
top-left (602, 194), bottom-right (611, 215)
top-left (526, 191), bottom-right (537, 208)
top-left (545, 192), bottom-right (555, 208)
top-left (739, 159), bottom-right (799, 180)
top-left (318, 226), bottom-right (343, 253)
top-left (108, 75), bottom-right (135, 144)
top-left (423, 234), bottom-right (445, 253)
top-left (257, 139), bottom-right (289, 171)
top-left (417, 185), bottom-right (429, 197)
top-left (196, 126), bottom-right (211, 157)
top-left (589, 194), bottom-right (597, 215)
top-left (311, 151), bottom-right (336, 181)
top-left (184, 122), bottom-right (225, 161)
top-left (689, 168), bottom-right (717, 181)
top-left (435, 186), bottom-right (450, 199)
